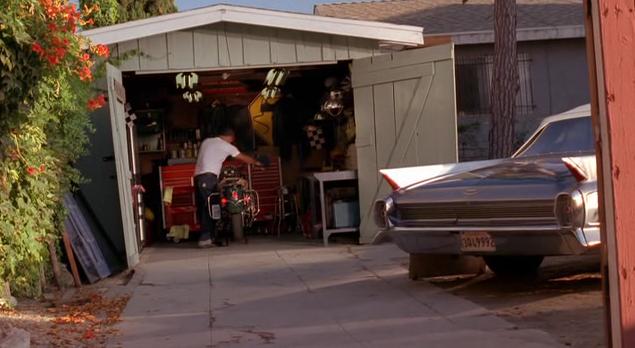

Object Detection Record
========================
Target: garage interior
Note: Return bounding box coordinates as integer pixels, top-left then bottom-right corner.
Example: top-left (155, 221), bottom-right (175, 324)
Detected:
top-left (123, 62), bottom-right (361, 246)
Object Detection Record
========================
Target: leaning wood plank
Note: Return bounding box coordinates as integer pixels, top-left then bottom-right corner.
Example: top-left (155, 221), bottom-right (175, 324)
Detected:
top-left (62, 231), bottom-right (81, 288)
top-left (48, 240), bottom-right (62, 289)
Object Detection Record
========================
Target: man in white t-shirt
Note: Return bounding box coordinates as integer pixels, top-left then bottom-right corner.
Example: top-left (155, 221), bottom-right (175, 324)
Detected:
top-left (194, 128), bottom-right (262, 247)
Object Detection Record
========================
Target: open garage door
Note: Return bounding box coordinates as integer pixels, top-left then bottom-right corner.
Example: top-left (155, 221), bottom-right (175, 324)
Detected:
top-left (352, 43), bottom-right (458, 243)
top-left (105, 64), bottom-right (139, 267)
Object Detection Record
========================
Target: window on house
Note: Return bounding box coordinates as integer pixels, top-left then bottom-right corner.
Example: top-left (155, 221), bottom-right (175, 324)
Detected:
top-left (455, 53), bottom-right (535, 116)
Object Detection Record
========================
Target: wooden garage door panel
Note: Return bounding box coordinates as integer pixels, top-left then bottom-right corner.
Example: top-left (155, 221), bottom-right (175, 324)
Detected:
top-left (394, 79), bottom-right (420, 166)
top-left (356, 73), bottom-right (434, 232)
top-left (389, 74), bottom-right (433, 166)
top-left (416, 59), bottom-right (457, 164)
top-left (373, 82), bottom-right (396, 170)
top-left (352, 63), bottom-right (434, 88)
top-left (352, 43), bottom-right (457, 243)
top-left (106, 64), bottom-right (139, 267)
top-left (353, 86), bottom-right (375, 147)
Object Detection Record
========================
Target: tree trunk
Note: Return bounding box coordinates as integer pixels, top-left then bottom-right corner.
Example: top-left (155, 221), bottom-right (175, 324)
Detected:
top-left (489, 0), bottom-right (519, 159)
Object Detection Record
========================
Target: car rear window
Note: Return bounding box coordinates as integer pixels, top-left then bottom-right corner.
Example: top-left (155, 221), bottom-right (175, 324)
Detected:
top-left (518, 117), bottom-right (594, 157)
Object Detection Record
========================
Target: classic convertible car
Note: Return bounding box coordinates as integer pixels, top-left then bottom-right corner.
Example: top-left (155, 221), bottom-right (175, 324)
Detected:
top-left (373, 104), bottom-right (599, 275)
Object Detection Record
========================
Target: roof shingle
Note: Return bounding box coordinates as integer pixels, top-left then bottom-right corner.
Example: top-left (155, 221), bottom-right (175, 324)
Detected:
top-left (314, 0), bottom-right (584, 35)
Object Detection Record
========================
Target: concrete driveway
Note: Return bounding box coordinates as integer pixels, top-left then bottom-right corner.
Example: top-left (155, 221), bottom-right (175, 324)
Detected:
top-left (109, 239), bottom-right (563, 347)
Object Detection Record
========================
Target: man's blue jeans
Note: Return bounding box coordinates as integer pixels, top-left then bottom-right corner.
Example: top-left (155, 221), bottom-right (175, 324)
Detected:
top-left (194, 173), bottom-right (218, 242)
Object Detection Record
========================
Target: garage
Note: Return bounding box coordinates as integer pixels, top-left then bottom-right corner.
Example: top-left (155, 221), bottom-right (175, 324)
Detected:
top-left (78, 4), bottom-right (458, 269)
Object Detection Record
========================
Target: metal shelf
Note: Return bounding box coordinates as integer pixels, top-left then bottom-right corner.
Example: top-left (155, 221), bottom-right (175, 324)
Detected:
top-left (314, 170), bottom-right (359, 246)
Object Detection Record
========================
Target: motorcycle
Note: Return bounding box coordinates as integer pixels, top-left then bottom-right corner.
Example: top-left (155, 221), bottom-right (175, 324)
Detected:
top-left (209, 165), bottom-right (259, 245)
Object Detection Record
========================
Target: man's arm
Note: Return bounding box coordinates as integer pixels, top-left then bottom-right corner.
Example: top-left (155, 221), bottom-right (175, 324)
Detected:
top-left (235, 153), bottom-right (263, 168)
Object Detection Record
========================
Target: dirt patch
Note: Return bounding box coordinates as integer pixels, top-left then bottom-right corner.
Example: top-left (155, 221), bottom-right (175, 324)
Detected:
top-left (0, 289), bottom-right (130, 347)
top-left (429, 255), bottom-right (604, 348)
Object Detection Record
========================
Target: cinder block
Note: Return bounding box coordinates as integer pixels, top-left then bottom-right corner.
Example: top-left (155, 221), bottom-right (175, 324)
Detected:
top-left (409, 254), bottom-right (486, 280)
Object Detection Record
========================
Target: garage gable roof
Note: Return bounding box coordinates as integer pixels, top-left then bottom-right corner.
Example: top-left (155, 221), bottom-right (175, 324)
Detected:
top-left (82, 4), bottom-right (424, 46)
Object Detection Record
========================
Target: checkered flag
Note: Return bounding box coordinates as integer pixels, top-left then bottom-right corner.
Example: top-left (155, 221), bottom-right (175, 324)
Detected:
top-left (306, 127), bottom-right (326, 150)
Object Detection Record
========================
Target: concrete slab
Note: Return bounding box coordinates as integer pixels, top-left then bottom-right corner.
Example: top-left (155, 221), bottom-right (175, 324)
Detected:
top-left (110, 240), bottom-right (564, 347)
top-left (110, 312), bottom-right (210, 348)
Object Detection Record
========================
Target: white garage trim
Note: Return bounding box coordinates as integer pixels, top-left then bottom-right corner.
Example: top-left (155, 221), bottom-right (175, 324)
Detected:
top-left (82, 4), bottom-right (424, 46)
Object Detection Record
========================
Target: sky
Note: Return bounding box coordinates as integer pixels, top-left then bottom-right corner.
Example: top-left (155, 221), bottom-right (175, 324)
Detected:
top-left (175, 0), bottom-right (363, 13)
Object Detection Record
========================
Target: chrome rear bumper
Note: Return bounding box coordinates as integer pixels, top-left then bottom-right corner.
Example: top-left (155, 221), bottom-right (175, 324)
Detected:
top-left (373, 227), bottom-right (598, 256)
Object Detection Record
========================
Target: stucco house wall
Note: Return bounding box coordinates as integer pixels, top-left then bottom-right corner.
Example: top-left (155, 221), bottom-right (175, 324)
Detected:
top-left (456, 38), bottom-right (590, 160)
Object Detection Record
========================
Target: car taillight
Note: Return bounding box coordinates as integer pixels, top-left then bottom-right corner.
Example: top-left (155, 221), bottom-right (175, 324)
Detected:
top-left (373, 200), bottom-right (387, 228)
top-left (555, 194), bottom-right (573, 227)
top-left (585, 191), bottom-right (600, 225)
top-left (373, 197), bottom-right (394, 228)
top-left (555, 191), bottom-right (585, 228)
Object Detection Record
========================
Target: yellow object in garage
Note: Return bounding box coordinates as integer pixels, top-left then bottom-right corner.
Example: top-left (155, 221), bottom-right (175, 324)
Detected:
top-left (249, 95), bottom-right (274, 145)
top-left (144, 207), bottom-right (155, 222)
top-left (249, 68), bottom-right (288, 145)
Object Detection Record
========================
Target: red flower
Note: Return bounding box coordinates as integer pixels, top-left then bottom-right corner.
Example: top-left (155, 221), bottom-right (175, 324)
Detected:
top-left (54, 47), bottom-right (66, 60)
top-left (27, 167), bottom-right (38, 176)
top-left (64, 4), bottom-right (79, 32)
top-left (66, 18), bottom-right (77, 32)
top-left (77, 66), bottom-right (92, 81)
top-left (93, 44), bottom-right (110, 58)
top-left (39, 164), bottom-right (46, 173)
top-left (87, 94), bottom-right (106, 111)
top-left (47, 54), bottom-right (60, 65)
top-left (79, 53), bottom-right (90, 62)
top-left (32, 42), bottom-right (45, 56)
top-left (79, 18), bottom-right (95, 26)
top-left (48, 23), bottom-right (57, 32)
top-left (41, 0), bottom-right (61, 19)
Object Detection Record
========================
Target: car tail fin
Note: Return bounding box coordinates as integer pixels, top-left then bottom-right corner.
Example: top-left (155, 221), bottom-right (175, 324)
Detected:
top-left (378, 159), bottom-right (505, 191)
top-left (562, 157), bottom-right (589, 182)
top-left (381, 173), bottom-right (400, 190)
top-left (379, 167), bottom-right (427, 190)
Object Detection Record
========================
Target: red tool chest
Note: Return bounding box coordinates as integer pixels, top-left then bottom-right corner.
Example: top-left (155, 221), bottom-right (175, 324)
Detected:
top-left (159, 156), bottom-right (281, 233)
top-left (159, 163), bottom-right (199, 231)
top-left (249, 156), bottom-right (282, 226)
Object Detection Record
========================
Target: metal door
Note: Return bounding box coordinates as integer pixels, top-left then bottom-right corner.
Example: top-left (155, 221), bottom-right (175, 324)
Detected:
top-left (352, 43), bottom-right (458, 243)
top-left (106, 64), bottom-right (139, 267)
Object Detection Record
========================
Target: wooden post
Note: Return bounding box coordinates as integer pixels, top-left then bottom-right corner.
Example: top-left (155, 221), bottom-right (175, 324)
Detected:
top-left (62, 231), bottom-right (82, 288)
top-left (587, 0), bottom-right (635, 346)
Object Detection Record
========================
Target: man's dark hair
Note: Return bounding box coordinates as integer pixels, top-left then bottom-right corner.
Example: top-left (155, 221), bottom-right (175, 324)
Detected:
top-left (218, 127), bottom-right (235, 136)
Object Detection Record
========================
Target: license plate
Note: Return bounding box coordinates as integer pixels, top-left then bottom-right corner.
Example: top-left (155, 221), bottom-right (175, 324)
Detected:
top-left (460, 231), bottom-right (496, 252)
top-left (211, 205), bottom-right (221, 220)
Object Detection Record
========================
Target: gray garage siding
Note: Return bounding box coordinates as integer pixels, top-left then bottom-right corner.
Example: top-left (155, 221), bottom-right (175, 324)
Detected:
top-left (112, 22), bottom-right (382, 73)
